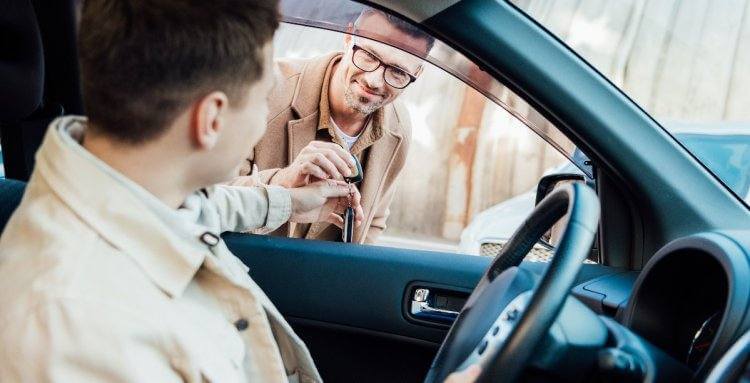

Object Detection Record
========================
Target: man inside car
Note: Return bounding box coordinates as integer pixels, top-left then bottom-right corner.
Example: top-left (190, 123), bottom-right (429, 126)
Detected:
top-left (0, 0), bottom-right (478, 382)
top-left (234, 9), bottom-right (434, 244)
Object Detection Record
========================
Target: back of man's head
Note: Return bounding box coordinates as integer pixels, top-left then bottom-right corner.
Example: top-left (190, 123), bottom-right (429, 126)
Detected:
top-left (78, 0), bottom-right (279, 145)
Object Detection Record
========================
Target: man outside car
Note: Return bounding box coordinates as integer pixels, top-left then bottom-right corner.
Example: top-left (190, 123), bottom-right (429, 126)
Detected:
top-left (236, 9), bottom-right (435, 244)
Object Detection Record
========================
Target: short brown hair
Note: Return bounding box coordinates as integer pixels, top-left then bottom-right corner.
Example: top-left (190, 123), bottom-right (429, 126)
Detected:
top-left (355, 9), bottom-right (436, 55)
top-left (78, 0), bottom-right (279, 144)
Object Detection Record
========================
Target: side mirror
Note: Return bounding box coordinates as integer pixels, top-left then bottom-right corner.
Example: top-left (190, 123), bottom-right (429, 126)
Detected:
top-left (534, 173), bottom-right (586, 248)
top-left (535, 173), bottom-right (586, 205)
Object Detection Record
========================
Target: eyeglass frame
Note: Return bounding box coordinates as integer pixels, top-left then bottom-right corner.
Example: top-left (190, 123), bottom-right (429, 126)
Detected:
top-left (350, 44), bottom-right (418, 89)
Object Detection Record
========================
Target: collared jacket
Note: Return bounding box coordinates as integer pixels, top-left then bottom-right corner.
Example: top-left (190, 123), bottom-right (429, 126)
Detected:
top-left (240, 52), bottom-right (412, 244)
top-left (0, 116), bottom-right (322, 383)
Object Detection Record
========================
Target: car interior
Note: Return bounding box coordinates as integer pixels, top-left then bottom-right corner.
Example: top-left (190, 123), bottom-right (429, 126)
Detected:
top-left (2, 0), bottom-right (750, 382)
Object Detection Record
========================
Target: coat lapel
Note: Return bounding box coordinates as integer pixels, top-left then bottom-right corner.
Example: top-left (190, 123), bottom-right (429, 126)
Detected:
top-left (285, 53), bottom-right (339, 164)
top-left (287, 114), bottom-right (319, 164)
top-left (354, 131), bottom-right (401, 242)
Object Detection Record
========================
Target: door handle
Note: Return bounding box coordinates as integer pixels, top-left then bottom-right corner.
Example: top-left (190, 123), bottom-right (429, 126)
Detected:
top-left (410, 288), bottom-right (460, 323)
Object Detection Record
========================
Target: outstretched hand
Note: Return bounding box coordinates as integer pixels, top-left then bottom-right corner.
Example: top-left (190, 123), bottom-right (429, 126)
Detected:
top-left (271, 141), bottom-right (358, 188)
top-left (288, 179), bottom-right (363, 226)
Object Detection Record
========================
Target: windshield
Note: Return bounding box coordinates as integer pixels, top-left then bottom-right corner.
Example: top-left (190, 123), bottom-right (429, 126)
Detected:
top-left (508, 0), bottom-right (750, 204)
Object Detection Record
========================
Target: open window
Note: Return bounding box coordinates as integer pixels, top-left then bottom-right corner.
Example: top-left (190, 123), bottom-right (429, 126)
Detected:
top-left (265, 0), bottom-right (598, 262)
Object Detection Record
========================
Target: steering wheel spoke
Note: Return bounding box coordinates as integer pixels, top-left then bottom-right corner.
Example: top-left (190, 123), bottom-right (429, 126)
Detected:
top-left (456, 290), bottom-right (533, 372)
top-left (424, 183), bottom-right (600, 383)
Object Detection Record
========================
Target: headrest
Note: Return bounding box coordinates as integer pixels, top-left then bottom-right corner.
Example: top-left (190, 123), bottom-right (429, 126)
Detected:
top-left (0, 0), bottom-right (44, 122)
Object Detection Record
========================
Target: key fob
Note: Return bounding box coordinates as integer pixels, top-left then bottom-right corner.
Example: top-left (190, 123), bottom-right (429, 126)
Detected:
top-left (344, 154), bottom-right (363, 184)
top-left (342, 206), bottom-right (355, 243)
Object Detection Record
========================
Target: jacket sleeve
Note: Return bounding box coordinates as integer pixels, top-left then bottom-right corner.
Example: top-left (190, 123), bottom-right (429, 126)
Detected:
top-left (0, 298), bottom-right (184, 383)
top-left (237, 154), bottom-right (282, 186)
top-left (203, 184), bottom-right (292, 233)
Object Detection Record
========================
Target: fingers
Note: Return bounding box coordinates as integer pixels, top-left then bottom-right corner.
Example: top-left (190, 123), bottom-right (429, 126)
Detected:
top-left (351, 186), bottom-right (364, 226)
top-left (304, 142), bottom-right (357, 178)
top-left (321, 148), bottom-right (353, 178)
top-left (315, 182), bottom-right (363, 225)
top-left (444, 365), bottom-right (481, 383)
top-left (304, 153), bottom-right (342, 181)
top-left (309, 141), bottom-right (358, 171)
top-left (300, 162), bottom-right (328, 181)
top-left (316, 179), bottom-right (352, 198)
top-left (326, 213), bottom-right (344, 228)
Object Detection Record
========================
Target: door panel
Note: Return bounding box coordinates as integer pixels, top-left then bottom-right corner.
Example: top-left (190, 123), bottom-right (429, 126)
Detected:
top-left (225, 233), bottom-right (625, 382)
top-left (226, 233), bottom-right (490, 344)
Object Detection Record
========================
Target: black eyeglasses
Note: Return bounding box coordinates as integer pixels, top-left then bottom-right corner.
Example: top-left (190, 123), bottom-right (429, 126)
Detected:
top-left (351, 45), bottom-right (417, 89)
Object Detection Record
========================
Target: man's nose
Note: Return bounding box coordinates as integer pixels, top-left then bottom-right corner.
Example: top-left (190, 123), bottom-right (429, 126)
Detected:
top-left (362, 66), bottom-right (385, 89)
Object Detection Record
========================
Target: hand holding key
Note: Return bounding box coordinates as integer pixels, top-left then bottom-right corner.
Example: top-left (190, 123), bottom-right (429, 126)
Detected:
top-left (271, 141), bottom-right (359, 188)
top-left (288, 179), bottom-right (364, 226)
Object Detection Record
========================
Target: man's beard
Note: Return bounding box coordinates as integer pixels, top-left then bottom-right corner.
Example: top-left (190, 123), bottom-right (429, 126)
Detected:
top-left (344, 82), bottom-right (384, 115)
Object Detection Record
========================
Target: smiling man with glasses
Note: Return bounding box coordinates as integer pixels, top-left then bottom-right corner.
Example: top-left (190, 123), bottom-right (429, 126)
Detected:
top-left (235, 8), bottom-right (435, 244)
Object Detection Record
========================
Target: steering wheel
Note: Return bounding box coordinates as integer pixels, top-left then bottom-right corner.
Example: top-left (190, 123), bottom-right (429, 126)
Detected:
top-left (424, 182), bottom-right (600, 383)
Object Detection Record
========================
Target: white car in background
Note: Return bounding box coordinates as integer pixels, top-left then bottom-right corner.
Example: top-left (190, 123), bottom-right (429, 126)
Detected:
top-left (458, 161), bottom-right (586, 255)
top-left (460, 122), bottom-right (750, 256)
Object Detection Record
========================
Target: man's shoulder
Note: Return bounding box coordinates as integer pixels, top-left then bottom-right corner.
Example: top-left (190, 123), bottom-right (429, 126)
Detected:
top-left (273, 52), bottom-right (338, 81)
top-left (270, 53), bottom-right (330, 97)
top-left (0, 185), bottom-right (166, 323)
top-left (268, 52), bottom-right (341, 120)
top-left (273, 56), bottom-right (307, 80)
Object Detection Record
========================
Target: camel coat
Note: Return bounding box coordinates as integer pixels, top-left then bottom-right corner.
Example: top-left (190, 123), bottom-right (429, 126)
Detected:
top-left (240, 52), bottom-right (412, 244)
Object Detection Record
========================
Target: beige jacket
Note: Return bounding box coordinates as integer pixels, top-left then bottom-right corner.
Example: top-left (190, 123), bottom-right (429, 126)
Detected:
top-left (241, 52), bottom-right (412, 244)
top-left (0, 116), bottom-right (321, 383)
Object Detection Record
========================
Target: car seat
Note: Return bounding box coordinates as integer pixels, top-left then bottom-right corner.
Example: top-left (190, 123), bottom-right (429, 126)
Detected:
top-left (0, 0), bottom-right (44, 232)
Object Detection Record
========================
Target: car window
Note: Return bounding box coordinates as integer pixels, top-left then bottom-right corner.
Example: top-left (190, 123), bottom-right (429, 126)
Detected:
top-left (507, 0), bottom-right (750, 206)
top-left (268, 0), bottom-right (597, 262)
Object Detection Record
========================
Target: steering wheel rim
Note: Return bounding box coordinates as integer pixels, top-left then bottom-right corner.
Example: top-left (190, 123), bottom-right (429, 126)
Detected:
top-left (424, 182), bottom-right (600, 383)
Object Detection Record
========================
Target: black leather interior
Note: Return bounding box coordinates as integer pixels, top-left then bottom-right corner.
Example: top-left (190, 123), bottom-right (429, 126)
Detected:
top-left (0, 0), bottom-right (45, 231)
top-left (0, 0), bottom-right (44, 122)
top-left (0, 179), bottom-right (26, 233)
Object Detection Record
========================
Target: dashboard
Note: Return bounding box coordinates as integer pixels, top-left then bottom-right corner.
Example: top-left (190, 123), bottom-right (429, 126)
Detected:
top-left (621, 232), bottom-right (750, 380)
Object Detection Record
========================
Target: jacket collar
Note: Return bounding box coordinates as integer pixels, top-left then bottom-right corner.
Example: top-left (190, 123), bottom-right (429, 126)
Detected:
top-left (34, 116), bottom-right (208, 298)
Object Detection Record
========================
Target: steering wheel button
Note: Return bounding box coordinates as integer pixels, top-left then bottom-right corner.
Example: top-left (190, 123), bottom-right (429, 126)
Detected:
top-left (477, 340), bottom-right (489, 355)
top-left (505, 308), bottom-right (519, 321)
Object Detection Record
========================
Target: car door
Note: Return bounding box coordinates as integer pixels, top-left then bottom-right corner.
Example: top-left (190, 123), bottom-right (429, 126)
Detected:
top-left (225, 2), bottom-right (622, 382)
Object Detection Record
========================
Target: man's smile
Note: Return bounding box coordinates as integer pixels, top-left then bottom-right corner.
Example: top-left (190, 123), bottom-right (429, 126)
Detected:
top-left (353, 79), bottom-right (384, 99)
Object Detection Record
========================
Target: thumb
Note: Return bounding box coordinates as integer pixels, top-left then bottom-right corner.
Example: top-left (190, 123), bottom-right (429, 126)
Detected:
top-left (444, 365), bottom-right (481, 383)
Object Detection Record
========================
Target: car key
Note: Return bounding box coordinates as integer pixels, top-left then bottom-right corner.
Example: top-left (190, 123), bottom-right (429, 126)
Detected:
top-left (343, 203), bottom-right (355, 243)
top-left (342, 154), bottom-right (362, 243)
top-left (344, 153), bottom-right (363, 184)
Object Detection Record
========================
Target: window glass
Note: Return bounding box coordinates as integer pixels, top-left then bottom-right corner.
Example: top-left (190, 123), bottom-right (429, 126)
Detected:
top-left (509, 0), bottom-right (750, 205)
top-left (269, 1), bottom-right (593, 261)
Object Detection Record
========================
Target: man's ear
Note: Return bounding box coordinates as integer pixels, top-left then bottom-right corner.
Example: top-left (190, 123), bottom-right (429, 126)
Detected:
top-left (192, 91), bottom-right (229, 150)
